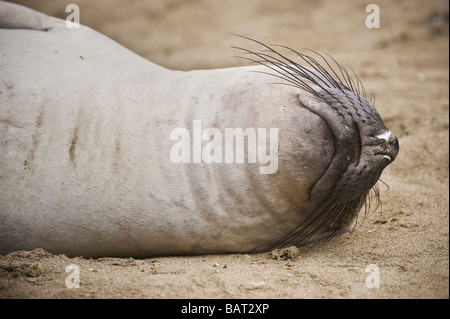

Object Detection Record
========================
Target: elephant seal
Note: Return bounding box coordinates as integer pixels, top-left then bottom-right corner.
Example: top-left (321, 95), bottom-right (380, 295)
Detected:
top-left (0, 2), bottom-right (398, 257)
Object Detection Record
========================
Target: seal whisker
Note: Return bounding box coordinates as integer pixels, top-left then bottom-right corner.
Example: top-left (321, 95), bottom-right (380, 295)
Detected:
top-left (233, 48), bottom-right (325, 95)
top-left (249, 70), bottom-right (317, 94)
top-left (233, 47), bottom-right (317, 88)
top-left (262, 192), bottom-right (358, 251)
top-left (232, 48), bottom-right (306, 84)
top-left (233, 38), bottom-right (339, 97)
top-left (320, 52), bottom-right (358, 95)
top-left (234, 39), bottom-right (371, 108)
top-left (349, 65), bottom-right (367, 103)
top-left (282, 47), bottom-right (352, 97)
top-left (378, 178), bottom-right (390, 192)
top-left (273, 45), bottom-right (347, 95)
top-left (348, 66), bottom-right (362, 102)
top-left (366, 183), bottom-right (382, 216)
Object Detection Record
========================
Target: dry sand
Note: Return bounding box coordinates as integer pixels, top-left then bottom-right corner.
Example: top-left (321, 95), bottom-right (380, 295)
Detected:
top-left (0, 0), bottom-right (448, 299)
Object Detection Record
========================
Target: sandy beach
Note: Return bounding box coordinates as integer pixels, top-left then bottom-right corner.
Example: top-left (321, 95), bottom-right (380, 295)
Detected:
top-left (0, 0), bottom-right (448, 299)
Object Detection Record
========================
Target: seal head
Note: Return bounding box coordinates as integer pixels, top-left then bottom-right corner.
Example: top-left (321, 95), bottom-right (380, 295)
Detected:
top-left (235, 38), bottom-right (399, 249)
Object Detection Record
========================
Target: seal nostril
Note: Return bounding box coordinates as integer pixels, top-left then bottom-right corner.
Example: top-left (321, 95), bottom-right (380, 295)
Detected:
top-left (389, 136), bottom-right (399, 161)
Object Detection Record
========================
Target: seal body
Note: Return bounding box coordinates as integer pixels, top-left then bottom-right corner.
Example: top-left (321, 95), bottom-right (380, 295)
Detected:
top-left (0, 3), bottom-right (398, 257)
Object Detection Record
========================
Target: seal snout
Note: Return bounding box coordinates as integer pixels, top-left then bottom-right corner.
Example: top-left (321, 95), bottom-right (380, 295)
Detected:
top-left (234, 38), bottom-right (401, 250)
top-left (374, 130), bottom-right (399, 163)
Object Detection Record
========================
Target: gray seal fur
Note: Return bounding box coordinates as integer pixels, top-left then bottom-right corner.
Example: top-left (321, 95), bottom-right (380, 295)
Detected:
top-left (0, 3), bottom-right (398, 257)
